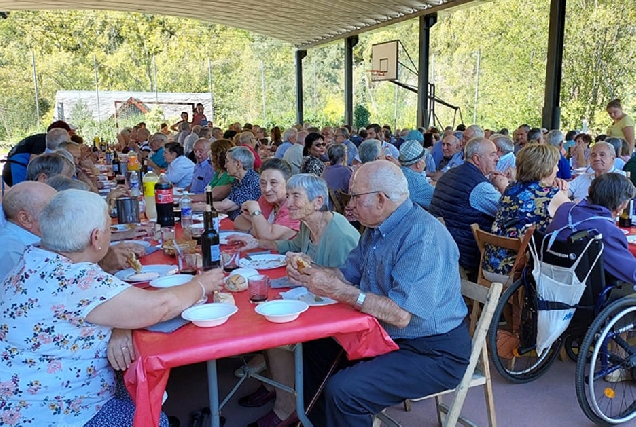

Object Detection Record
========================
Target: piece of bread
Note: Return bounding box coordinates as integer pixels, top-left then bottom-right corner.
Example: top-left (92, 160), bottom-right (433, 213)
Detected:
top-left (225, 274), bottom-right (248, 292)
top-left (126, 252), bottom-right (143, 273)
top-left (296, 258), bottom-right (309, 272)
top-left (216, 292), bottom-right (236, 305)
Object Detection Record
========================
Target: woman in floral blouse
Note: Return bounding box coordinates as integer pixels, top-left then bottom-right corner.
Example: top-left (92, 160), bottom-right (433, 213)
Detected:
top-left (301, 132), bottom-right (327, 176)
top-left (483, 144), bottom-right (569, 283)
top-left (0, 190), bottom-right (224, 426)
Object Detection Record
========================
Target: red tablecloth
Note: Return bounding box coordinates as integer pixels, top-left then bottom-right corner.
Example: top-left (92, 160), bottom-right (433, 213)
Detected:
top-left (621, 227), bottom-right (636, 257)
top-left (124, 221), bottom-right (397, 427)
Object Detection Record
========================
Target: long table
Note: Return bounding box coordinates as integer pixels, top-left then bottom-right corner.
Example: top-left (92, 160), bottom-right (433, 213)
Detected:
top-left (123, 225), bottom-right (398, 427)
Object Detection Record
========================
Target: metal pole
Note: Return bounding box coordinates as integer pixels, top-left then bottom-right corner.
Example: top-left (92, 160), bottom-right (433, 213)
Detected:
top-left (417, 14), bottom-right (437, 128)
top-left (152, 55), bottom-right (158, 103)
top-left (295, 50), bottom-right (307, 125)
top-left (31, 51), bottom-right (40, 128)
top-left (344, 35), bottom-right (358, 126)
top-left (260, 60), bottom-right (267, 124)
top-left (542, 0), bottom-right (566, 130)
top-left (94, 55), bottom-right (101, 122)
top-left (394, 68), bottom-right (399, 131)
top-left (208, 58), bottom-right (215, 124)
top-left (473, 49), bottom-right (481, 124)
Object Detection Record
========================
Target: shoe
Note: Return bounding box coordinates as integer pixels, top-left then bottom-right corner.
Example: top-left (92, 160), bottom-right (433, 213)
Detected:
top-left (246, 409), bottom-right (298, 427)
top-left (605, 368), bottom-right (632, 383)
top-left (238, 385), bottom-right (276, 407)
top-left (235, 359), bottom-right (267, 378)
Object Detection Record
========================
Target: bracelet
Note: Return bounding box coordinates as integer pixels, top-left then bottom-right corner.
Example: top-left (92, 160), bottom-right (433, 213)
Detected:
top-left (194, 279), bottom-right (208, 305)
top-left (354, 291), bottom-right (366, 311)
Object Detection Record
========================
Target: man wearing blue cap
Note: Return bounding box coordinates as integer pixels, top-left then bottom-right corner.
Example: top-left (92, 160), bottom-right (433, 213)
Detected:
top-left (398, 140), bottom-right (434, 209)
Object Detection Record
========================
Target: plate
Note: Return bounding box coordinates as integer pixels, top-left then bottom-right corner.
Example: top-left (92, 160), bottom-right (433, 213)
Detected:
top-left (280, 287), bottom-right (337, 306)
top-left (150, 274), bottom-right (194, 288)
top-left (622, 229), bottom-right (630, 235)
top-left (115, 264), bottom-right (178, 282)
top-left (627, 235), bottom-right (636, 244)
top-left (220, 231), bottom-right (251, 245)
top-left (238, 254), bottom-right (286, 270)
top-left (109, 240), bottom-right (151, 248)
top-left (111, 224), bottom-right (135, 233)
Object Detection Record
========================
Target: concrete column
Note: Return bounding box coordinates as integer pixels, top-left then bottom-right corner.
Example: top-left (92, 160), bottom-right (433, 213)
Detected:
top-left (542, 0), bottom-right (566, 130)
top-left (295, 49), bottom-right (307, 124)
top-left (344, 35), bottom-right (359, 126)
top-left (417, 13), bottom-right (437, 128)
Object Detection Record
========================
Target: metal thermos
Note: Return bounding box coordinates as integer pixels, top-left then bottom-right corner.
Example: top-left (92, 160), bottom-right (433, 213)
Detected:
top-left (116, 196), bottom-right (140, 224)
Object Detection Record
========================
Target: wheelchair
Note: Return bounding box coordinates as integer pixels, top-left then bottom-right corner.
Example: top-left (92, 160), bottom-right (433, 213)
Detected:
top-left (487, 228), bottom-right (636, 424)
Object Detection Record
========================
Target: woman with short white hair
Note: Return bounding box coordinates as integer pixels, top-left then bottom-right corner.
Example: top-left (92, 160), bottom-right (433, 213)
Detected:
top-left (0, 189), bottom-right (223, 426)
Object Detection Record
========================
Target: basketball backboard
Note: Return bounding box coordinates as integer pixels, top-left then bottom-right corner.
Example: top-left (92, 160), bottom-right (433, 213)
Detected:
top-left (371, 40), bottom-right (398, 82)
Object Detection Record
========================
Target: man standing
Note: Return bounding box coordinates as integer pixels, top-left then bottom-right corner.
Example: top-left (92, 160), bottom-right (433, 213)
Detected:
top-left (288, 160), bottom-right (470, 427)
top-left (188, 139), bottom-right (214, 194)
top-left (398, 140), bottom-right (434, 209)
top-left (191, 103), bottom-right (208, 126)
top-left (429, 138), bottom-right (508, 276)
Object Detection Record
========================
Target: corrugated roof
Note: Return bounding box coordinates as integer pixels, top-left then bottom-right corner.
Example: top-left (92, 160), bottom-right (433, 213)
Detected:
top-left (1, 0), bottom-right (475, 48)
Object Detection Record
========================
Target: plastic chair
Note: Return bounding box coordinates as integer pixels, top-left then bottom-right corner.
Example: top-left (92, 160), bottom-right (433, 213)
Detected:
top-left (373, 280), bottom-right (502, 427)
top-left (469, 224), bottom-right (534, 334)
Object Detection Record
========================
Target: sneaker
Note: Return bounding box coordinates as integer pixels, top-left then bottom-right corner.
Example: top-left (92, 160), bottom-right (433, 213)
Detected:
top-left (605, 368), bottom-right (632, 383)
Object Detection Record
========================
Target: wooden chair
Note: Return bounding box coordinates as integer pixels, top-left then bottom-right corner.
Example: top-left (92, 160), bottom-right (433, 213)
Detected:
top-left (469, 224), bottom-right (534, 334)
top-left (337, 190), bottom-right (351, 209)
top-left (328, 188), bottom-right (344, 214)
top-left (373, 280), bottom-right (502, 427)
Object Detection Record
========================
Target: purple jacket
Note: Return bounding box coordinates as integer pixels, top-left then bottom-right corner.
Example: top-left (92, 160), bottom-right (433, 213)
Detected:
top-left (546, 200), bottom-right (636, 284)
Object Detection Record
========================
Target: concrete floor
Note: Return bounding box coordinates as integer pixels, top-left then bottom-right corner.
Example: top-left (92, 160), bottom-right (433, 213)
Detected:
top-left (161, 356), bottom-right (628, 427)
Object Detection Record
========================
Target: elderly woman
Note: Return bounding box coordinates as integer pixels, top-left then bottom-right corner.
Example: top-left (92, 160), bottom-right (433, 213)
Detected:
top-left (213, 146), bottom-right (261, 220)
top-left (606, 99), bottom-right (635, 154)
top-left (483, 144), bottom-right (569, 283)
top-left (301, 132), bottom-right (327, 176)
top-left (229, 174), bottom-right (359, 427)
top-left (0, 189), bottom-right (223, 426)
top-left (322, 144), bottom-right (352, 195)
top-left (163, 142), bottom-right (195, 188)
top-left (234, 158), bottom-right (299, 240)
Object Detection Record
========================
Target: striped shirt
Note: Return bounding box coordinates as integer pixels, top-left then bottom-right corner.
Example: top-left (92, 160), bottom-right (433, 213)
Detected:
top-left (340, 199), bottom-right (467, 338)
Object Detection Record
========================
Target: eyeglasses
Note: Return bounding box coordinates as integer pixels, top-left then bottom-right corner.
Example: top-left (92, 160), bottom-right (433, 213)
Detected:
top-left (313, 143), bottom-right (327, 147)
top-left (349, 190), bottom-right (384, 200)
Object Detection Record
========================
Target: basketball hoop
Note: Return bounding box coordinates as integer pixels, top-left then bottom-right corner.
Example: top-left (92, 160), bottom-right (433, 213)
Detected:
top-left (369, 70), bottom-right (387, 78)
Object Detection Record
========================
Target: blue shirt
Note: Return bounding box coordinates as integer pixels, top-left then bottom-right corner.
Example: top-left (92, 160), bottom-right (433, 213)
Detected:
top-left (557, 154), bottom-right (572, 179)
top-left (342, 140), bottom-right (358, 166)
top-left (496, 152), bottom-right (516, 173)
top-left (340, 199), bottom-right (467, 338)
top-left (227, 169), bottom-right (262, 220)
top-left (401, 166), bottom-right (434, 208)
top-left (431, 140), bottom-right (443, 167)
top-left (439, 151), bottom-right (464, 172)
top-left (470, 182), bottom-right (501, 216)
top-left (0, 222), bottom-right (39, 283)
top-left (274, 141), bottom-right (293, 159)
top-left (189, 159), bottom-right (215, 194)
top-left (150, 147), bottom-right (168, 169)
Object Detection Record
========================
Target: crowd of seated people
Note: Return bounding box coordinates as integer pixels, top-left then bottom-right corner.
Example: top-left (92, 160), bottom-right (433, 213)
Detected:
top-left (3, 104), bottom-right (636, 426)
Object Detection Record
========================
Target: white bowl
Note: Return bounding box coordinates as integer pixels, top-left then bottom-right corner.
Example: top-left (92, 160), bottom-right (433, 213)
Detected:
top-left (182, 303), bottom-right (238, 327)
top-left (150, 274), bottom-right (194, 288)
top-left (255, 300), bottom-right (309, 323)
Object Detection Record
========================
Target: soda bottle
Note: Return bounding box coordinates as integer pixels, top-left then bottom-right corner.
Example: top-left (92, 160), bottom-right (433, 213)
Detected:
top-left (201, 205), bottom-right (220, 270)
top-left (155, 173), bottom-right (174, 227)
top-left (143, 168), bottom-right (159, 220)
top-left (180, 192), bottom-right (193, 239)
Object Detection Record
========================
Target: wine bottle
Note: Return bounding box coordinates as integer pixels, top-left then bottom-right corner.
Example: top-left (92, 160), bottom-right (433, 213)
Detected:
top-left (201, 204), bottom-right (220, 271)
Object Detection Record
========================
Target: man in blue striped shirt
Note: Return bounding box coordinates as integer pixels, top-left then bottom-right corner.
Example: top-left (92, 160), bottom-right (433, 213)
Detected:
top-left (288, 160), bottom-right (471, 427)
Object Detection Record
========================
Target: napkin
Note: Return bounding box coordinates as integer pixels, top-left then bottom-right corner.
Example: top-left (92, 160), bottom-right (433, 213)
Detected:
top-left (271, 276), bottom-right (300, 289)
top-left (145, 317), bottom-right (190, 333)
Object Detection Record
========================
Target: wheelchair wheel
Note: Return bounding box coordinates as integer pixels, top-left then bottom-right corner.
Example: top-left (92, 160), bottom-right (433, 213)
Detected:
top-left (488, 277), bottom-right (562, 384)
top-left (575, 297), bottom-right (636, 425)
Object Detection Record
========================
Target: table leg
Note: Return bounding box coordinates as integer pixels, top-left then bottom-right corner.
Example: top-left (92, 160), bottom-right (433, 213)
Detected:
top-left (294, 343), bottom-right (313, 427)
top-left (207, 359), bottom-right (221, 427)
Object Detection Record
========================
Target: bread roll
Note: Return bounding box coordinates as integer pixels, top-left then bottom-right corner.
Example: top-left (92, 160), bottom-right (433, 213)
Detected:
top-left (216, 292), bottom-right (236, 305)
top-left (225, 274), bottom-right (248, 292)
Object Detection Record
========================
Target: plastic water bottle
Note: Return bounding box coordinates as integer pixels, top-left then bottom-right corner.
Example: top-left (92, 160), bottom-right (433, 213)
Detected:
top-left (180, 192), bottom-right (193, 239)
top-left (129, 171), bottom-right (140, 197)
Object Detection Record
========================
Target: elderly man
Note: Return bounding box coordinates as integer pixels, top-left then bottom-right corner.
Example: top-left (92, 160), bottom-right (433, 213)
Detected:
top-left (546, 130), bottom-right (572, 179)
top-left (44, 128), bottom-right (70, 153)
top-left (288, 160), bottom-right (470, 427)
top-left (431, 134), bottom-right (464, 180)
top-left (184, 124), bottom-right (203, 156)
top-left (398, 140), bottom-right (434, 208)
top-left (461, 124), bottom-right (484, 148)
top-left (429, 138), bottom-right (508, 276)
top-left (26, 153), bottom-right (76, 182)
top-left (569, 141), bottom-right (625, 201)
top-left (492, 134), bottom-right (516, 178)
top-left (514, 124), bottom-right (530, 153)
top-left (146, 133), bottom-right (169, 170)
top-left (334, 127), bottom-right (358, 166)
top-left (274, 128), bottom-right (297, 159)
top-left (527, 127), bottom-right (544, 145)
top-left (213, 146), bottom-right (261, 220)
top-left (188, 138), bottom-right (214, 194)
top-left (283, 130), bottom-right (307, 175)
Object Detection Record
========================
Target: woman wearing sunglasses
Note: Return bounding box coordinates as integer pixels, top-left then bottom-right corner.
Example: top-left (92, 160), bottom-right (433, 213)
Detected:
top-left (301, 132), bottom-right (327, 176)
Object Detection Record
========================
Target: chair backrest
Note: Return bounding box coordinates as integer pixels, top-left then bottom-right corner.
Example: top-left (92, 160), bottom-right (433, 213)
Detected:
top-left (471, 223), bottom-right (535, 286)
top-left (329, 188), bottom-right (344, 214)
top-left (337, 190), bottom-right (351, 209)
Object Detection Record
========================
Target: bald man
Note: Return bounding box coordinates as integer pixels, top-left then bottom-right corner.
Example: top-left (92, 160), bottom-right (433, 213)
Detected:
top-left (288, 161), bottom-right (470, 426)
top-left (0, 181), bottom-right (57, 281)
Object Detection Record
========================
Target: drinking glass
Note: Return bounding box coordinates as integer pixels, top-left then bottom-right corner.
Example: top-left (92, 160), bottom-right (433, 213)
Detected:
top-left (176, 244), bottom-right (201, 275)
top-left (221, 250), bottom-right (240, 273)
top-left (248, 274), bottom-right (270, 303)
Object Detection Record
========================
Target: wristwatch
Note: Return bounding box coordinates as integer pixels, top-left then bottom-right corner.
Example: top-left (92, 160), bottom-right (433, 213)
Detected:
top-left (354, 291), bottom-right (366, 311)
top-left (251, 210), bottom-right (262, 216)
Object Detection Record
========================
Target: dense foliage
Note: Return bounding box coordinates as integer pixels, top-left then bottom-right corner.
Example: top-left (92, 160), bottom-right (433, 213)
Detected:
top-left (0, 0), bottom-right (634, 144)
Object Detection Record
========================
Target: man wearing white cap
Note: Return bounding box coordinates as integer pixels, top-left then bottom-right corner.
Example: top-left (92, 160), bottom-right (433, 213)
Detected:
top-left (399, 140), bottom-right (434, 209)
